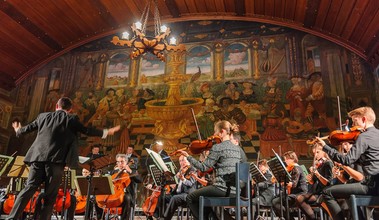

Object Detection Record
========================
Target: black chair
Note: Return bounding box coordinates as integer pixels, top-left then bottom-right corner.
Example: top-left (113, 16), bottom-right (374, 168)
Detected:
top-left (199, 162), bottom-right (251, 220)
top-left (349, 194), bottom-right (379, 220)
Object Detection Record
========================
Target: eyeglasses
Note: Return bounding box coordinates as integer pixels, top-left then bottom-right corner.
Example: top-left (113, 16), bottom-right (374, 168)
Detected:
top-left (116, 160), bottom-right (126, 163)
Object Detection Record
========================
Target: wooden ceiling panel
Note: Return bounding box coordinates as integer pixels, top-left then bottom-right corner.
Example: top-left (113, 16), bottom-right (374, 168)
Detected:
top-left (214, 0), bottom-right (226, 13)
top-left (284, 0), bottom-right (296, 20)
top-left (331, 0), bottom-right (355, 36)
top-left (195, 0), bottom-right (208, 13)
top-left (184, 0), bottom-right (199, 13)
top-left (322, 0), bottom-right (343, 32)
top-left (254, 0), bottom-right (265, 15)
top-left (349, 1), bottom-right (379, 44)
top-left (294, 0), bottom-right (307, 22)
top-left (314, 0), bottom-right (331, 29)
top-left (273, 0), bottom-right (285, 18)
top-left (264, 0), bottom-right (275, 17)
top-left (341, 0), bottom-right (368, 40)
top-left (359, 11), bottom-right (379, 49)
top-left (244, 0), bottom-right (255, 15)
top-left (101, 0), bottom-right (139, 25)
top-left (175, 0), bottom-right (190, 14)
top-left (224, 0), bottom-right (236, 13)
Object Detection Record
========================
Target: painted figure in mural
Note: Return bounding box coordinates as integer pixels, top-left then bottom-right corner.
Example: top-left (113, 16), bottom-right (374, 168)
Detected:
top-left (87, 88), bottom-right (116, 126)
top-left (305, 72), bottom-right (327, 129)
top-left (200, 82), bottom-right (214, 103)
top-left (286, 76), bottom-right (307, 120)
top-left (72, 91), bottom-right (89, 122)
top-left (197, 98), bottom-right (219, 138)
top-left (213, 97), bottom-right (246, 125)
top-left (224, 81), bottom-right (240, 103)
top-left (83, 90), bottom-right (98, 121)
top-left (239, 81), bottom-right (257, 103)
top-left (262, 76), bottom-right (286, 118)
top-left (138, 88), bottom-right (155, 111)
top-left (44, 90), bottom-right (61, 112)
top-left (116, 88), bottom-right (127, 105)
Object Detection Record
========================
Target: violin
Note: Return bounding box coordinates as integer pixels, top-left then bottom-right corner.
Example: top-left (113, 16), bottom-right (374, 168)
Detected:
top-left (307, 126), bottom-right (364, 146)
top-left (170, 135), bottom-right (222, 156)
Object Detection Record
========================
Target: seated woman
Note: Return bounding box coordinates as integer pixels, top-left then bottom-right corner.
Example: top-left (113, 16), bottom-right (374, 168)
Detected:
top-left (295, 144), bottom-right (333, 220)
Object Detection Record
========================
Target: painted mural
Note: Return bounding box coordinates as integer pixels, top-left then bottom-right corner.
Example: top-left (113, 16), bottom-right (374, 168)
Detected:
top-left (8, 21), bottom-right (377, 161)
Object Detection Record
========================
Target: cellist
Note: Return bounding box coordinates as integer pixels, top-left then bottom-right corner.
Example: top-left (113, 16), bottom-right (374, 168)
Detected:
top-left (111, 153), bottom-right (142, 220)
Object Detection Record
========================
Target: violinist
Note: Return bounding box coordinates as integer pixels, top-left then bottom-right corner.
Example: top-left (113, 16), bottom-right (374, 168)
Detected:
top-left (178, 120), bottom-right (247, 220)
top-left (315, 106), bottom-right (379, 220)
top-left (164, 155), bottom-right (196, 220)
top-left (272, 151), bottom-right (307, 219)
top-left (295, 144), bottom-right (333, 220)
top-left (111, 153), bottom-right (142, 220)
top-left (251, 159), bottom-right (275, 220)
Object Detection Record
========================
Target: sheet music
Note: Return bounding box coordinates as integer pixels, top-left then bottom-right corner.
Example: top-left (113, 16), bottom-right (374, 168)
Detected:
top-left (78, 156), bottom-right (90, 164)
top-left (146, 148), bottom-right (171, 173)
top-left (249, 162), bottom-right (267, 182)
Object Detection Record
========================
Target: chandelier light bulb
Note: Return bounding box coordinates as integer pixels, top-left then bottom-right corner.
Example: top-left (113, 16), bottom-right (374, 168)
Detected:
top-left (135, 21), bottom-right (142, 30)
top-left (169, 37), bottom-right (177, 45)
top-left (121, 32), bottom-right (130, 40)
top-left (160, 25), bottom-right (168, 33)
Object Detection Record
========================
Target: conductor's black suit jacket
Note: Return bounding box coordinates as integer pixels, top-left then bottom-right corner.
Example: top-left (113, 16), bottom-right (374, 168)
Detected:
top-left (16, 110), bottom-right (104, 167)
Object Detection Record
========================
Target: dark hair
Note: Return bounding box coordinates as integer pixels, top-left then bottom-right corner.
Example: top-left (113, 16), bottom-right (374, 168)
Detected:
top-left (283, 151), bottom-right (298, 163)
top-left (57, 97), bottom-right (72, 110)
top-left (91, 145), bottom-right (101, 149)
top-left (128, 145), bottom-right (134, 149)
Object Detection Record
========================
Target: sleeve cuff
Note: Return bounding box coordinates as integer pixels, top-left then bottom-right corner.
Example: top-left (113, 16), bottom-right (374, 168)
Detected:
top-left (102, 129), bottom-right (108, 139)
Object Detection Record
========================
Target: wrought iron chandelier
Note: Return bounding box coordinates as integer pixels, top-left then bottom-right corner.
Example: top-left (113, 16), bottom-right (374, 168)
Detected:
top-left (111, 0), bottom-right (185, 62)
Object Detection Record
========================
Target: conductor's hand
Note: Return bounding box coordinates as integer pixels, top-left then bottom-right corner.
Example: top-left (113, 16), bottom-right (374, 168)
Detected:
top-left (12, 121), bottom-right (21, 133)
top-left (108, 125), bottom-right (121, 135)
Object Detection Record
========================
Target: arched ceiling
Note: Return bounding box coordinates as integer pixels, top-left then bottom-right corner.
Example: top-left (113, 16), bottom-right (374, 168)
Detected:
top-left (0, 0), bottom-right (378, 90)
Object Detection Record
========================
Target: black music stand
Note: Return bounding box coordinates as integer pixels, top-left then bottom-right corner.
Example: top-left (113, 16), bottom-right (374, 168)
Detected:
top-left (79, 155), bottom-right (115, 220)
top-left (268, 150), bottom-right (291, 220)
top-left (146, 149), bottom-right (176, 219)
top-left (0, 155), bottom-right (13, 176)
top-left (60, 169), bottom-right (76, 219)
top-left (249, 162), bottom-right (267, 219)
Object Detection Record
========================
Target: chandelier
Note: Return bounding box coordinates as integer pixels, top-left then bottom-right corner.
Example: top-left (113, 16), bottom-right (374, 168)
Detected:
top-left (111, 0), bottom-right (185, 62)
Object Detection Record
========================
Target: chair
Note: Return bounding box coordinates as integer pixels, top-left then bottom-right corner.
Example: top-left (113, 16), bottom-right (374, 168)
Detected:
top-left (349, 194), bottom-right (379, 220)
top-left (199, 162), bottom-right (251, 220)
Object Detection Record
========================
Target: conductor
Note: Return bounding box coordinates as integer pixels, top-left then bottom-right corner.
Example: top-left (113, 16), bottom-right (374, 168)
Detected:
top-left (6, 97), bottom-right (120, 220)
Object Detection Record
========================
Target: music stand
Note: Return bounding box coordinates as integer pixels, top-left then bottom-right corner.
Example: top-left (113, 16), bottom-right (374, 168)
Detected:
top-left (7, 156), bottom-right (29, 178)
top-left (79, 154), bottom-right (116, 220)
top-left (146, 149), bottom-right (176, 218)
top-left (60, 169), bottom-right (76, 219)
top-left (267, 150), bottom-right (291, 220)
top-left (0, 155), bottom-right (13, 176)
top-left (249, 162), bottom-right (267, 219)
top-left (75, 176), bottom-right (114, 196)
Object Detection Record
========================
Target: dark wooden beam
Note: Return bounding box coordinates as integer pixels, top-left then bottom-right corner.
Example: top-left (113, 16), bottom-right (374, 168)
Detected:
top-left (303, 0), bottom-right (321, 28)
top-left (235, 0), bottom-right (245, 16)
top-left (0, 1), bottom-right (62, 51)
top-left (164, 0), bottom-right (181, 18)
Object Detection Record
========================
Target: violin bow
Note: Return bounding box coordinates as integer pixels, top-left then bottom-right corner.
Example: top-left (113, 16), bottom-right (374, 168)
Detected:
top-left (337, 96), bottom-right (343, 131)
top-left (190, 108), bottom-right (202, 141)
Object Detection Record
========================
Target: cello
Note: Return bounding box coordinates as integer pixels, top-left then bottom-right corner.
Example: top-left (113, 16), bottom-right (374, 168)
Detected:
top-left (96, 169), bottom-right (131, 208)
top-left (142, 186), bottom-right (161, 217)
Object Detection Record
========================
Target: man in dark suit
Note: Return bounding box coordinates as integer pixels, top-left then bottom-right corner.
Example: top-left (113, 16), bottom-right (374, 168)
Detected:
top-left (7, 97), bottom-right (120, 220)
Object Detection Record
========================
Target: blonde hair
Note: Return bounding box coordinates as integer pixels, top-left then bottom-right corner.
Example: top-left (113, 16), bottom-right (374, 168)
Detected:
top-left (214, 120), bottom-right (239, 135)
top-left (348, 106), bottom-right (376, 124)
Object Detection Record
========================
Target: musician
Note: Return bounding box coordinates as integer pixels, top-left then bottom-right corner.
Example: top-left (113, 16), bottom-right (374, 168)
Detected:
top-left (164, 155), bottom-right (196, 220)
top-left (111, 153), bottom-right (142, 220)
top-left (6, 97), bottom-right (120, 220)
top-left (125, 145), bottom-right (139, 170)
top-left (315, 106), bottom-right (379, 220)
top-left (272, 151), bottom-right (307, 219)
top-left (251, 159), bottom-right (275, 220)
top-left (86, 144), bottom-right (103, 159)
top-left (295, 145), bottom-right (333, 220)
top-left (178, 120), bottom-right (247, 220)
